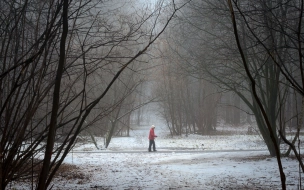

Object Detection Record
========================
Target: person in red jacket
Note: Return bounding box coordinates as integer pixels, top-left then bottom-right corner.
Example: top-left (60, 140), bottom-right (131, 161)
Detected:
top-left (148, 125), bottom-right (157, 152)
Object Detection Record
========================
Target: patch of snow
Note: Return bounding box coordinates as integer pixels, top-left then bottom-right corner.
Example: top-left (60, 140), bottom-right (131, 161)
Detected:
top-left (11, 125), bottom-right (304, 189)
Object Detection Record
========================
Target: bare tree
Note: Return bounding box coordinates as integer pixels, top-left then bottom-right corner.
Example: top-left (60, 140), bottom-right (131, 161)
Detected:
top-left (227, 0), bottom-right (304, 189)
top-left (152, 38), bottom-right (221, 135)
top-left (159, 0), bottom-right (304, 158)
top-left (0, 0), bottom-right (185, 189)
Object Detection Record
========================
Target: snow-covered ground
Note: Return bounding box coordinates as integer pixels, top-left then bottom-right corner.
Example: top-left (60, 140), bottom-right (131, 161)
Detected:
top-left (12, 124), bottom-right (303, 189)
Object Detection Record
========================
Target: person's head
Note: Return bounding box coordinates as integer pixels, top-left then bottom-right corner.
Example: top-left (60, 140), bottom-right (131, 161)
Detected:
top-left (151, 125), bottom-right (155, 129)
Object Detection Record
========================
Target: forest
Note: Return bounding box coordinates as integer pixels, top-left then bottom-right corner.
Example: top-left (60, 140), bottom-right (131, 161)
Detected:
top-left (1, 0), bottom-right (304, 189)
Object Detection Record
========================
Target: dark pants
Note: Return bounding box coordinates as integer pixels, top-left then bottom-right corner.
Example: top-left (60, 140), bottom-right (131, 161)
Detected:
top-left (148, 140), bottom-right (156, 151)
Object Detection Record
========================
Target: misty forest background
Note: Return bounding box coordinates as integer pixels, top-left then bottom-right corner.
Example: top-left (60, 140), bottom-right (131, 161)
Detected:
top-left (1, 0), bottom-right (304, 189)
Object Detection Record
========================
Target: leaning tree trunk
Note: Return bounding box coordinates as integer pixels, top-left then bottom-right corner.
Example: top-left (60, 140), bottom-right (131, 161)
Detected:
top-left (253, 101), bottom-right (279, 157)
top-left (227, 1), bottom-right (286, 189)
top-left (37, 0), bottom-right (68, 189)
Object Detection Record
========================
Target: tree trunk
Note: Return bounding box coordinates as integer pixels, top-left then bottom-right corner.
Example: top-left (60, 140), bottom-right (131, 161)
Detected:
top-left (37, 0), bottom-right (68, 189)
top-left (105, 121), bottom-right (116, 148)
top-left (233, 94), bottom-right (240, 125)
top-left (227, 1), bottom-right (286, 188)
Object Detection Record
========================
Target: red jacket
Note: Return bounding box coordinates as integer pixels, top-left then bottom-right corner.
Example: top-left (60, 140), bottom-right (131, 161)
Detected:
top-left (148, 128), bottom-right (157, 140)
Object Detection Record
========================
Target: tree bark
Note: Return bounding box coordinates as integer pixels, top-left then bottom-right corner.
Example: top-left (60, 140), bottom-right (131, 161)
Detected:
top-left (37, 0), bottom-right (68, 189)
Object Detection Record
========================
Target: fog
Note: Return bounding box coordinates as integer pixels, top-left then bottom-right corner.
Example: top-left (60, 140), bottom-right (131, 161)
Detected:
top-left (0, 0), bottom-right (303, 189)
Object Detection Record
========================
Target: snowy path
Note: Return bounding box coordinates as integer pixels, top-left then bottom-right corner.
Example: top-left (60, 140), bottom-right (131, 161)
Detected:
top-left (58, 149), bottom-right (300, 190)
top-left (71, 149), bottom-right (268, 154)
top-left (12, 124), bottom-right (303, 189)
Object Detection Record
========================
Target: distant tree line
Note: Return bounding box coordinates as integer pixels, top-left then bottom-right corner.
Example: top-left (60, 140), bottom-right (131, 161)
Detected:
top-left (153, 0), bottom-right (303, 156)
